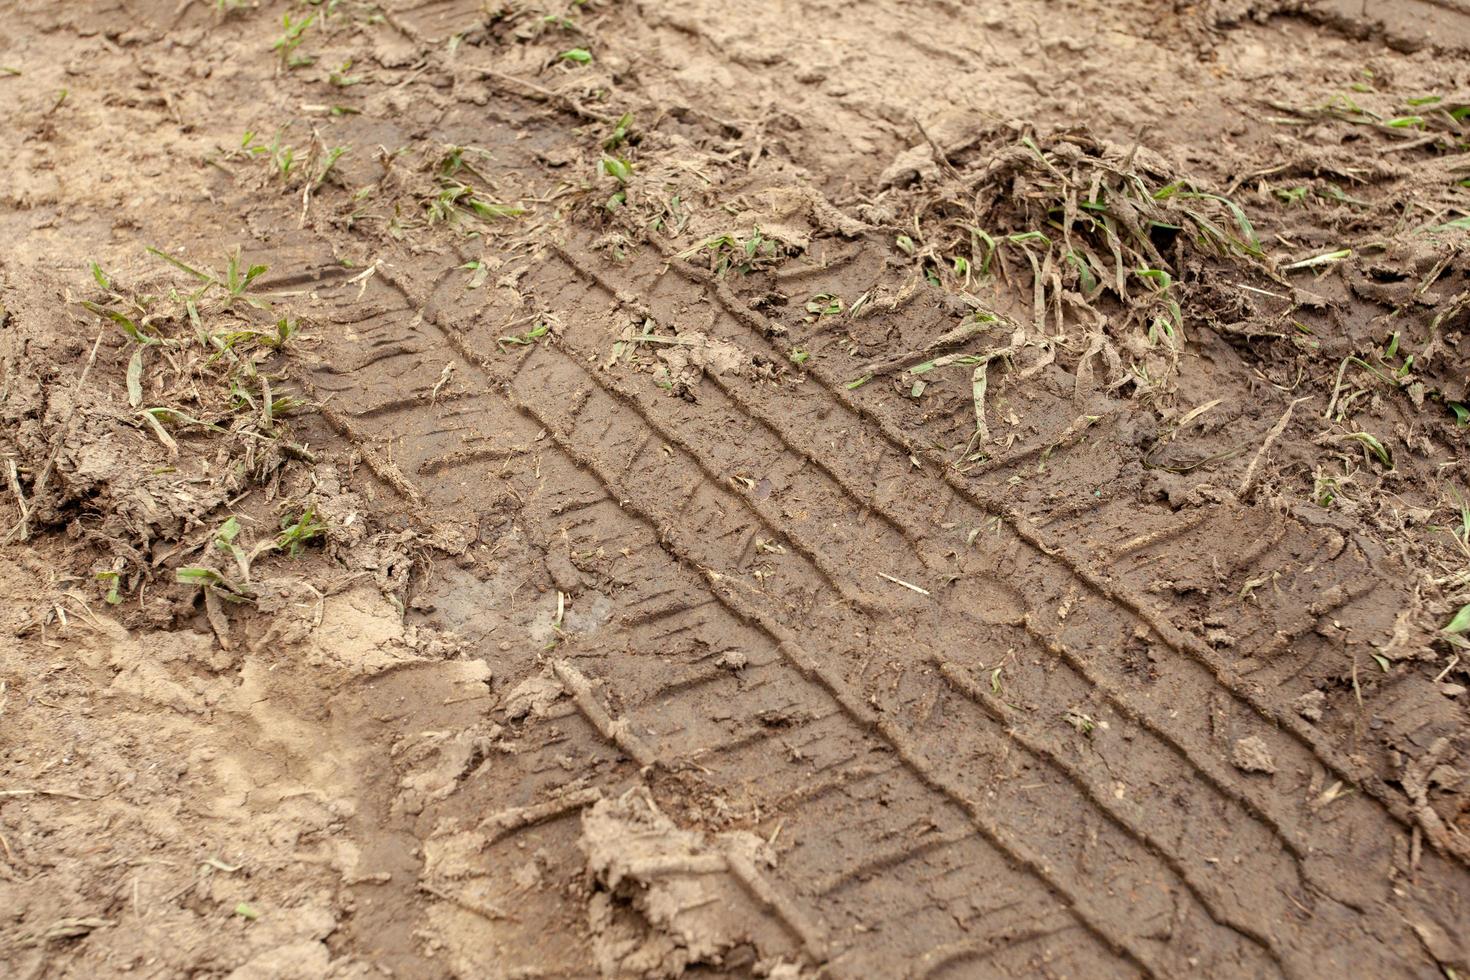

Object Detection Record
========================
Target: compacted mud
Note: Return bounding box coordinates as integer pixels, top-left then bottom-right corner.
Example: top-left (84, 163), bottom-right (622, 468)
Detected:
top-left (3, 1), bottom-right (1470, 976)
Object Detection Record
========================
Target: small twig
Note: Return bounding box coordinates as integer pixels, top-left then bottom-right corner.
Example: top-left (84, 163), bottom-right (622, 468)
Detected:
top-left (1323, 355), bottom-right (1356, 421)
top-left (877, 572), bottom-right (930, 596)
top-left (430, 362), bottom-right (455, 404)
top-left (478, 787), bottom-right (602, 846)
top-left (859, 314), bottom-right (1001, 378)
top-left (17, 916), bottom-right (113, 947)
top-left (464, 64), bottom-right (613, 124)
top-left (1238, 395), bottom-right (1311, 498)
top-left (914, 115), bottom-right (961, 180)
top-left (4, 458), bottom-right (28, 541)
top-left (1402, 738), bottom-right (1470, 862)
top-left (419, 882), bottom-right (516, 922)
top-left (1383, 134), bottom-right (1443, 154)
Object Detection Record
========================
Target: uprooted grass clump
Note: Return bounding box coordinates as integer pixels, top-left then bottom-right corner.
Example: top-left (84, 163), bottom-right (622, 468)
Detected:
top-left (677, 226), bottom-right (792, 277)
top-left (862, 125), bottom-right (1470, 596)
top-left (845, 125), bottom-right (1274, 463)
top-left (902, 125), bottom-right (1266, 361)
top-left (1265, 84), bottom-right (1470, 155)
top-left (424, 145), bottom-right (526, 227)
top-left (0, 249), bottom-right (327, 625)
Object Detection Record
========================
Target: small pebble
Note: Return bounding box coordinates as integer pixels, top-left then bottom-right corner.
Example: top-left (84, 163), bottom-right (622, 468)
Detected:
top-left (1232, 736), bottom-right (1277, 775)
top-left (1293, 690), bottom-right (1325, 722)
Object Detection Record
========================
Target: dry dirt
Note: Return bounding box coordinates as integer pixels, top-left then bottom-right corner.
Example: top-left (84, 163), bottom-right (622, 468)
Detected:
top-left (3, 0), bottom-right (1470, 977)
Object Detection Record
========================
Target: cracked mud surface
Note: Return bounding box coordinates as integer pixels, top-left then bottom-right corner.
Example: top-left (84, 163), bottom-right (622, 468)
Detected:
top-left (3, 0), bottom-right (1470, 977)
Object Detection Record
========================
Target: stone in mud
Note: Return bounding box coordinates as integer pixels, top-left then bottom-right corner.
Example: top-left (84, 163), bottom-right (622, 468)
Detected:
top-left (715, 650), bottom-right (748, 670)
top-left (1294, 690), bottom-right (1327, 722)
top-left (545, 546), bottom-right (584, 592)
top-left (1232, 735), bottom-right (1278, 775)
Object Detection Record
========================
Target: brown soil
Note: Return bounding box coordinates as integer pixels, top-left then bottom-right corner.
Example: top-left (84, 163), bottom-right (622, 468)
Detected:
top-left (3, 0), bottom-right (1470, 977)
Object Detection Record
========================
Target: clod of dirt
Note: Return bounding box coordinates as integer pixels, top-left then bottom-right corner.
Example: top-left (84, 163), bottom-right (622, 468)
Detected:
top-left (682, 183), bottom-right (865, 250)
top-left (764, 965), bottom-right (806, 980)
top-left (579, 787), bottom-right (782, 978)
top-left (394, 721), bottom-right (503, 815)
top-left (715, 650), bottom-right (748, 671)
top-left (503, 670), bottom-right (565, 720)
top-left (1294, 690), bottom-right (1327, 722)
top-left (654, 332), bottom-right (748, 391)
top-left (100, 625), bottom-right (233, 716)
top-left (878, 143), bottom-right (942, 189)
top-left (1232, 736), bottom-right (1278, 774)
top-left (546, 544), bottom-right (585, 592)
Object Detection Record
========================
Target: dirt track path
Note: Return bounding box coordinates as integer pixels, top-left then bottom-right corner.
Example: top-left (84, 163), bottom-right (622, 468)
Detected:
top-left (296, 222), bottom-right (1465, 977)
top-left (4, 0), bottom-right (1470, 977)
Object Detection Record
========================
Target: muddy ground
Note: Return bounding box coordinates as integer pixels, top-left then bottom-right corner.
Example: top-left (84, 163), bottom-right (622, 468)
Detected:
top-left (2, 0), bottom-right (1470, 976)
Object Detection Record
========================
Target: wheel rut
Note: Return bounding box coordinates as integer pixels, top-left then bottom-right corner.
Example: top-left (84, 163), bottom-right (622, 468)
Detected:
top-left (272, 218), bottom-right (1467, 977)
top-left (11, 0), bottom-right (1470, 975)
top-left (542, 235), bottom-right (1462, 872)
top-left (298, 265), bottom-right (1154, 977)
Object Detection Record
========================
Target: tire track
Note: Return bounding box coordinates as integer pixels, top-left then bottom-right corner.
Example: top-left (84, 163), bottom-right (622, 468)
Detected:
top-left (500, 393), bottom-right (1173, 978)
top-left (506, 311), bottom-right (1295, 959)
top-left (299, 269), bottom-right (1152, 976)
top-left (532, 243), bottom-right (1399, 852)
top-left (384, 260), bottom-right (1296, 975)
top-left (559, 236), bottom-right (1461, 868)
top-left (503, 236), bottom-right (1468, 975)
top-left (284, 209), bottom-right (1457, 978)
